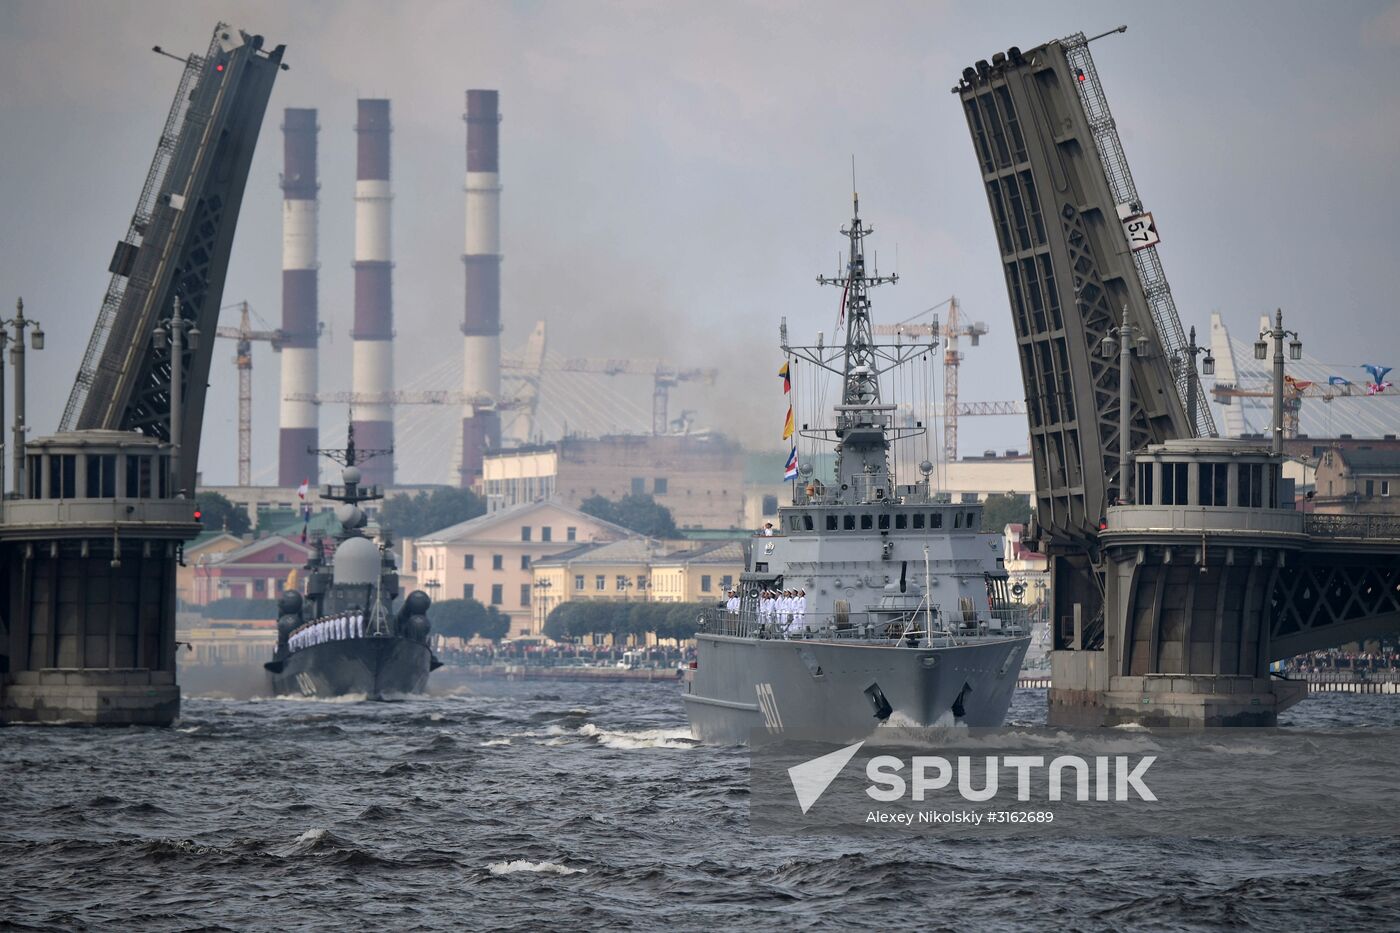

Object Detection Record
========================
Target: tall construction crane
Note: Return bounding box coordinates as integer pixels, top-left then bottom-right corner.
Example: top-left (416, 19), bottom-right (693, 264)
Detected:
top-left (214, 301), bottom-right (282, 486)
top-left (941, 296), bottom-right (988, 463)
top-left (874, 312), bottom-right (1021, 459)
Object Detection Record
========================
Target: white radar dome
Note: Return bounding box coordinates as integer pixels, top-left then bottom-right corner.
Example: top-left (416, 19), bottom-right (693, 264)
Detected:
top-left (335, 504), bottom-right (366, 529)
top-left (342, 466), bottom-right (362, 485)
top-left (333, 536), bottom-right (380, 585)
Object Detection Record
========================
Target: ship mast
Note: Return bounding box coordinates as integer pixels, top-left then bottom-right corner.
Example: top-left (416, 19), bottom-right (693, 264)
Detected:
top-left (309, 418), bottom-right (394, 540)
top-left (811, 192), bottom-right (906, 500)
top-left (783, 191), bottom-right (937, 505)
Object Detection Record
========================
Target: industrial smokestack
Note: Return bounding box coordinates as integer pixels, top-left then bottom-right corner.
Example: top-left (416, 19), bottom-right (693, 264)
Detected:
top-left (460, 89), bottom-right (502, 487)
top-left (352, 98), bottom-right (394, 486)
top-left (278, 107), bottom-right (320, 487)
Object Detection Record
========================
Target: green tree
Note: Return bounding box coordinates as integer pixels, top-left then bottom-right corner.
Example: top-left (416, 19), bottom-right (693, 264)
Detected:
top-left (543, 602), bottom-right (577, 642)
top-left (476, 606), bottom-right (510, 642)
top-left (427, 598), bottom-right (511, 642)
top-left (427, 598), bottom-right (486, 638)
top-left (980, 493), bottom-right (1032, 532)
top-left (196, 491), bottom-right (251, 536)
top-left (381, 486), bottom-right (486, 540)
top-left (579, 493), bottom-right (678, 538)
top-left (543, 600), bottom-right (707, 643)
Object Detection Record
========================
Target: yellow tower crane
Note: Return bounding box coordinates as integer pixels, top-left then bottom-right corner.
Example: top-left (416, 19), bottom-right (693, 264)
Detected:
top-left (214, 302), bottom-right (283, 486)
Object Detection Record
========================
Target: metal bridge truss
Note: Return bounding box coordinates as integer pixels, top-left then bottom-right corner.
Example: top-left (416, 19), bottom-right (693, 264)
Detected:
top-left (61, 34), bottom-right (207, 432)
top-left (1270, 548), bottom-right (1400, 658)
top-left (64, 24), bottom-right (285, 493)
top-left (1061, 32), bottom-right (1216, 440)
top-left (957, 42), bottom-right (1196, 547)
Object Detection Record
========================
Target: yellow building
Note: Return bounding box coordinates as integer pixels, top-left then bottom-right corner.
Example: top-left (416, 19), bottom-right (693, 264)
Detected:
top-left (529, 538), bottom-right (660, 637)
top-left (403, 500), bottom-right (630, 640)
top-left (531, 538), bottom-right (746, 640)
top-left (648, 541), bottom-right (745, 604)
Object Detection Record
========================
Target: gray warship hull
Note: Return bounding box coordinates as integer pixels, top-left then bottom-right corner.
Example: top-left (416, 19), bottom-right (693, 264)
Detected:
top-left (265, 636), bottom-right (436, 699)
top-left (684, 633), bottom-right (1030, 744)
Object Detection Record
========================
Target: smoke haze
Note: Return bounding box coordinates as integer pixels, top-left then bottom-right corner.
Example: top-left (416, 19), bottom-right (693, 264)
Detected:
top-left (2, 1), bottom-right (1397, 483)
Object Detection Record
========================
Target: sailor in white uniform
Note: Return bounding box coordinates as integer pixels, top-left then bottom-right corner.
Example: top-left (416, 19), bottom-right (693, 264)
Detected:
top-left (792, 589), bottom-right (807, 634)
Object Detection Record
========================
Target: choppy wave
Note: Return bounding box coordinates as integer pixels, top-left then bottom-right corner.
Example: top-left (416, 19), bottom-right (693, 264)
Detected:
top-left (575, 722), bottom-right (698, 750)
top-left (3, 684), bottom-right (1399, 930)
top-left (255, 693), bottom-right (371, 704)
top-left (487, 859), bottom-right (587, 876)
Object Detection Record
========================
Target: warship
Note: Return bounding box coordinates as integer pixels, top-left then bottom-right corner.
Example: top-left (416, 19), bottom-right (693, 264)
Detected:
top-left (264, 427), bottom-right (440, 698)
top-left (682, 193), bottom-right (1032, 744)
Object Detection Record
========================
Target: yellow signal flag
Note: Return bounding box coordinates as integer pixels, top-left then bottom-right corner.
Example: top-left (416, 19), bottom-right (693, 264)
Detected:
top-left (782, 405), bottom-right (795, 440)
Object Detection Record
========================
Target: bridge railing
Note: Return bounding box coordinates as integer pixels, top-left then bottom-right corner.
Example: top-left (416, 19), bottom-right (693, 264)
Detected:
top-left (1304, 514), bottom-right (1400, 541)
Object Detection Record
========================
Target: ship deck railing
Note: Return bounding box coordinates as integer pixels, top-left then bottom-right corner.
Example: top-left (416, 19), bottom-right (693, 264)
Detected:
top-left (697, 606), bottom-right (1030, 643)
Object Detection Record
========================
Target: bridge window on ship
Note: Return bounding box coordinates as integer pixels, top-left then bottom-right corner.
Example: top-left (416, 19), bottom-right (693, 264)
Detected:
top-left (844, 515), bottom-right (856, 531)
top-left (878, 514), bottom-right (890, 530)
top-left (861, 515), bottom-right (874, 530)
top-left (827, 515), bottom-right (839, 531)
top-left (895, 514), bottom-right (908, 530)
top-left (913, 513), bottom-right (925, 529)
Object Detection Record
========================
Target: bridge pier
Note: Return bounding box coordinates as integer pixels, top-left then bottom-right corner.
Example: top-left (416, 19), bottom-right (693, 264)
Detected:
top-left (0, 432), bottom-right (198, 725)
top-left (1048, 440), bottom-right (1400, 727)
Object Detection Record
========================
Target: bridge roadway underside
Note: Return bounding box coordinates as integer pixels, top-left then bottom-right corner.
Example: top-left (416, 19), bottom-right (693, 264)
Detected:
top-left (1050, 528), bottom-right (1400, 727)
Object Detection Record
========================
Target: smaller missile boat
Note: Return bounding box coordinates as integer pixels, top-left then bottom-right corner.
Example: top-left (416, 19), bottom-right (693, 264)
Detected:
top-left (264, 426), bottom-right (440, 698)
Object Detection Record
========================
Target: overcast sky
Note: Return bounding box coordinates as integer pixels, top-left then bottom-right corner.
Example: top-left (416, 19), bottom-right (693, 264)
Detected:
top-left (2, 0), bottom-right (1398, 485)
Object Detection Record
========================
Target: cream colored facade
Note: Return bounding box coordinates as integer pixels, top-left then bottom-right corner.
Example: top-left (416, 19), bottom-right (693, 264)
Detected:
top-left (530, 539), bottom-right (745, 639)
top-left (404, 501), bottom-right (629, 639)
top-left (648, 542), bottom-right (745, 604)
top-left (529, 538), bottom-right (659, 638)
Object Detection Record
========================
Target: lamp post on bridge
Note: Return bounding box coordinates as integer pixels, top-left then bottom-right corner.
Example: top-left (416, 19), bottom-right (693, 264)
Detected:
top-left (1177, 325), bottom-right (1215, 434)
top-left (1254, 309), bottom-right (1302, 458)
top-left (152, 297), bottom-right (200, 498)
top-left (1, 298), bottom-right (47, 501)
top-left (1099, 307), bottom-right (1152, 505)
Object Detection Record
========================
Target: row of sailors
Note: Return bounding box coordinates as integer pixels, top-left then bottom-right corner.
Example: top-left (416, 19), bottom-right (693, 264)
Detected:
top-left (725, 589), bottom-right (808, 632)
top-left (289, 613), bottom-right (366, 652)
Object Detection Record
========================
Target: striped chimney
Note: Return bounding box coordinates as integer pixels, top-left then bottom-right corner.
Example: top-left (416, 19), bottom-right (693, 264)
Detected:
top-left (351, 98), bottom-right (394, 486)
top-left (460, 89), bottom-right (502, 487)
top-left (278, 107), bottom-right (320, 487)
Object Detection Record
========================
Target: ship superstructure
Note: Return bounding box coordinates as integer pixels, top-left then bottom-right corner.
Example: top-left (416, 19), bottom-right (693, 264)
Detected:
top-left (682, 194), bottom-right (1031, 744)
top-left (264, 425), bottom-right (439, 697)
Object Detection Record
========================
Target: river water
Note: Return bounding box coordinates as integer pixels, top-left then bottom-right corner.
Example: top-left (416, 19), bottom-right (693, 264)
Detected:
top-left (4, 682), bottom-right (1399, 931)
